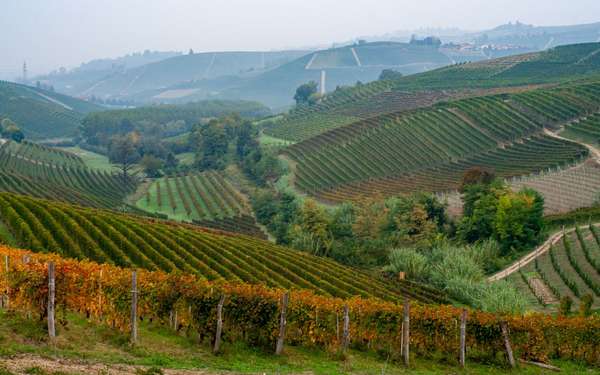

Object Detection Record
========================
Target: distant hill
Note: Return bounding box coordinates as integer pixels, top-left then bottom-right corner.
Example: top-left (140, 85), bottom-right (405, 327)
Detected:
top-left (41, 50), bottom-right (311, 100)
top-left (0, 81), bottom-right (103, 139)
top-left (468, 21), bottom-right (600, 50)
top-left (140, 42), bottom-right (459, 108)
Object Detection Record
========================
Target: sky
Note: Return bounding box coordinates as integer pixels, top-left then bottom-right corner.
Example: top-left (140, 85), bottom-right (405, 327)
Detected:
top-left (2, 0), bottom-right (600, 77)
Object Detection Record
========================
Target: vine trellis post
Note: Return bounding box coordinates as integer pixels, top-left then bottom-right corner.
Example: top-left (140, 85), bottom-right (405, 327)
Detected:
top-left (459, 309), bottom-right (467, 368)
top-left (402, 300), bottom-right (410, 366)
top-left (213, 295), bottom-right (225, 354)
top-left (275, 291), bottom-right (289, 355)
top-left (130, 270), bottom-right (138, 344)
top-left (2, 255), bottom-right (8, 309)
top-left (47, 262), bottom-right (56, 339)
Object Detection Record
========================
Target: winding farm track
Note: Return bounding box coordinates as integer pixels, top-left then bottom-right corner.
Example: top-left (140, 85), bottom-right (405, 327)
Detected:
top-left (488, 224), bottom-right (599, 282)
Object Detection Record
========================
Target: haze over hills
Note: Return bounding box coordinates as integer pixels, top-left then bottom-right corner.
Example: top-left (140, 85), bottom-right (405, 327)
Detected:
top-left (24, 21), bottom-right (600, 110)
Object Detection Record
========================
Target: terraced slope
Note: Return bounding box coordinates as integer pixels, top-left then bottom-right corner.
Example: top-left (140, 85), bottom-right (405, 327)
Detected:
top-left (506, 225), bottom-right (600, 311)
top-left (2, 140), bottom-right (85, 167)
top-left (286, 81), bottom-right (599, 202)
top-left (0, 193), bottom-right (447, 303)
top-left (0, 141), bottom-right (136, 208)
top-left (267, 42), bottom-right (600, 142)
top-left (560, 112), bottom-right (600, 145)
top-left (136, 172), bottom-right (265, 239)
top-left (0, 80), bottom-right (102, 139)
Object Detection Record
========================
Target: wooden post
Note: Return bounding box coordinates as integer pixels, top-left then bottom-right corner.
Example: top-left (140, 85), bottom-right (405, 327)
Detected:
top-left (459, 309), bottom-right (467, 368)
top-left (402, 300), bottom-right (410, 366)
top-left (342, 305), bottom-right (350, 352)
top-left (213, 295), bottom-right (225, 354)
top-left (130, 271), bottom-right (138, 344)
top-left (2, 255), bottom-right (8, 309)
top-left (275, 292), bottom-right (289, 355)
top-left (500, 320), bottom-right (515, 368)
top-left (47, 262), bottom-right (56, 339)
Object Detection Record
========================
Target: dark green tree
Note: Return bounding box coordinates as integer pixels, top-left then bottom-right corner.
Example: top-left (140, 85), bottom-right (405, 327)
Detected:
top-left (294, 81), bottom-right (318, 105)
top-left (108, 133), bottom-right (141, 185)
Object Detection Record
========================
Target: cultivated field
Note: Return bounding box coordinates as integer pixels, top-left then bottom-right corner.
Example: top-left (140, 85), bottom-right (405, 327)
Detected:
top-left (0, 193), bottom-right (446, 303)
top-left (285, 81), bottom-right (600, 202)
top-left (507, 225), bottom-right (600, 311)
top-left (136, 171), bottom-right (265, 238)
top-left (0, 141), bottom-right (136, 208)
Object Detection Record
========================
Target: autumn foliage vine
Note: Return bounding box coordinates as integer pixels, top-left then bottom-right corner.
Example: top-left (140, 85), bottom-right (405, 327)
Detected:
top-left (0, 245), bottom-right (599, 365)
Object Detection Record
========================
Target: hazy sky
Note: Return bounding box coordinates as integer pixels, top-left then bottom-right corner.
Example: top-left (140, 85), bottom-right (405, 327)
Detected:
top-left (2, 0), bottom-right (600, 77)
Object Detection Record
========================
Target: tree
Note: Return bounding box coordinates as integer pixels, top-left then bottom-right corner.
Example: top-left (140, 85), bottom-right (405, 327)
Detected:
top-left (294, 81), bottom-right (318, 105)
top-left (378, 69), bottom-right (403, 81)
top-left (494, 189), bottom-right (544, 255)
top-left (140, 154), bottom-right (163, 178)
top-left (1, 118), bottom-right (24, 142)
top-left (108, 133), bottom-right (140, 186)
top-left (192, 119), bottom-right (229, 170)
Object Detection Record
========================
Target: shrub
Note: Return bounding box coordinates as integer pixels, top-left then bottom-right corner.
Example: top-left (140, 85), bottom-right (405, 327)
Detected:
top-left (580, 294), bottom-right (594, 317)
top-left (384, 248), bottom-right (429, 281)
top-left (559, 296), bottom-right (573, 316)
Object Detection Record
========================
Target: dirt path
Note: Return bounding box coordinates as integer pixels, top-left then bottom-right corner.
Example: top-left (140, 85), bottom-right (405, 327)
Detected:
top-left (543, 128), bottom-right (600, 161)
top-left (529, 277), bottom-right (559, 304)
top-left (489, 224), bottom-right (596, 281)
top-left (0, 354), bottom-right (221, 375)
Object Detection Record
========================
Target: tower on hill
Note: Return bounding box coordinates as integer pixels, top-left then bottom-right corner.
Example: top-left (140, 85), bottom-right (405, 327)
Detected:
top-left (22, 61), bottom-right (28, 83)
top-left (320, 70), bottom-right (326, 95)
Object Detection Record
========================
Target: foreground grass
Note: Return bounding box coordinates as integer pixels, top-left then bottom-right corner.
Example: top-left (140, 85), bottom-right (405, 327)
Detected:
top-left (0, 310), bottom-right (597, 374)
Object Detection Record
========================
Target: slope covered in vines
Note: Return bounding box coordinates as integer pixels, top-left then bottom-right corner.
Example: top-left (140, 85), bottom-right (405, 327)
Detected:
top-left (507, 225), bottom-right (600, 311)
top-left (0, 141), bottom-right (136, 208)
top-left (136, 171), bottom-right (265, 238)
top-left (0, 193), bottom-right (446, 303)
top-left (267, 42), bottom-right (600, 142)
top-left (0, 80), bottom-right (101, 139)
top-left (286, 80), bottom-right (600, 202)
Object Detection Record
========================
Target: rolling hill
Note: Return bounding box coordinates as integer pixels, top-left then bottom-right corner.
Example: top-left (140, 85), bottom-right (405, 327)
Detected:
top-left (283, 79), bottom-right (599, 202)
top-left (267, 42), bottom-right (600, 142)
top-left (0, 192), bottom-right (446, 303)
top-left (139, 42), bottom-right (458, 108)
top-left (43, 50), bottom-right (310, 99)
top-left (136, 171), bottom-right (266, 239)
top-left (0, 80), bottom-right (103, 139)
top-left (0, 140), bottom-right (136, 208)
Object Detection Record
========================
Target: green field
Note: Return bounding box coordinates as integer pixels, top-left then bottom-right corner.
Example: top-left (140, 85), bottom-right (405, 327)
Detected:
top-left (59, 146), bottom-right (116, 171)
top-left (0, 193), bottom-right (446, 303)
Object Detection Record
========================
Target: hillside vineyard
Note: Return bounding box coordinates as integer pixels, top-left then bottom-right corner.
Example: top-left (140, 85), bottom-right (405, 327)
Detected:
top-left (0, 141), bottom-right (136, 208)
top-left (285, 80), bottom-right (599, 202)
top-left (137, 171), bottom-right (266, 238)
top-left (0, 193), bottom-right (447, 304)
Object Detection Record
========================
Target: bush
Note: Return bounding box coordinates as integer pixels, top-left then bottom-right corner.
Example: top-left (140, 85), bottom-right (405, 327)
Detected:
top-left (580, 294), bottom-right (593, 317)
top-left (384, 248), bottom-right (429, 281)
top-left (559, 296), bottom-right (573, 316)
top-left (478, 281), bottom-right (527, 315)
